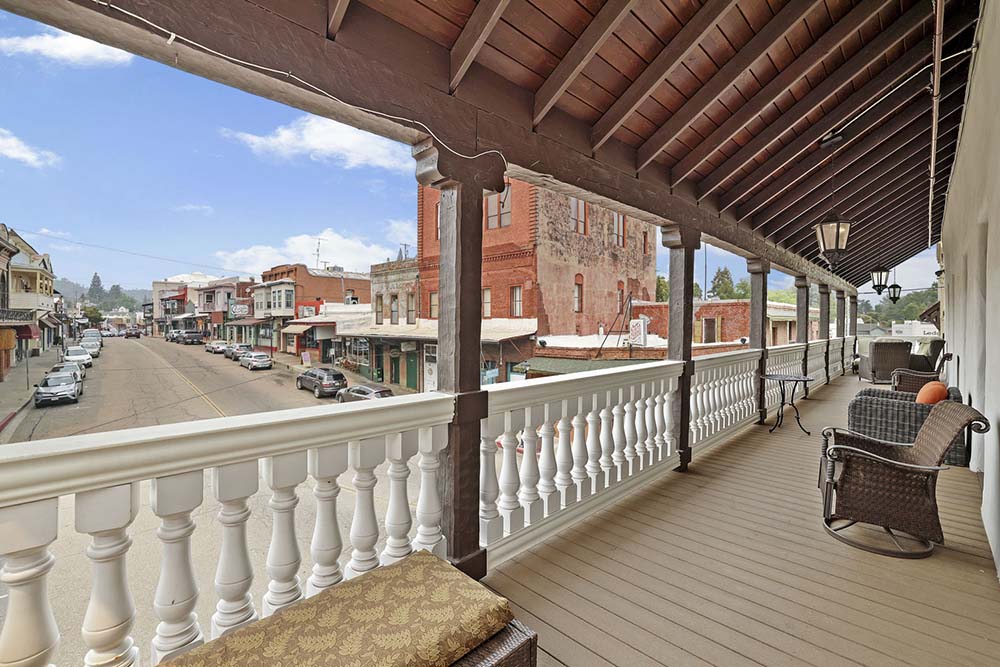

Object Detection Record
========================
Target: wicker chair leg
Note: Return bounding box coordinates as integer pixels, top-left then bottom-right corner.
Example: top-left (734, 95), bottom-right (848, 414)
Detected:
top-left (822, 518), bottom-right (935, 558)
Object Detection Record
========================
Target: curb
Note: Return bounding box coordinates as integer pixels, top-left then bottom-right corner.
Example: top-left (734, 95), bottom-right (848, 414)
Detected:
top-left (0, 391), bottom-right (36, 442)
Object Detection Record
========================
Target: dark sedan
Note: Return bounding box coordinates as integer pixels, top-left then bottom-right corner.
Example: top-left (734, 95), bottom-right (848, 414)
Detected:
top-left (295, 367), bottom-right (348, 398)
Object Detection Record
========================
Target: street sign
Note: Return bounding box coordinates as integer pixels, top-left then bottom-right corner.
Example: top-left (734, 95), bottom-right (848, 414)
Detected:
top-left (230, 303), bottom-right (250, 317)
top-left (629, 318), bottom-right (648, 346)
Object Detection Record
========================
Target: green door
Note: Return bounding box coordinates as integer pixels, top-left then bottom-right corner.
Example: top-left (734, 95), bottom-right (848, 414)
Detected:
top-left (405, 352), bottom-right (418, 390)
top-left (390, 355), bottom-right (400, 385)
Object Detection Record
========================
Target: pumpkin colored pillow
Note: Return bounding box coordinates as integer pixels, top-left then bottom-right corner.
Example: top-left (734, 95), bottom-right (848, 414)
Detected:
top-left (915, 381), bottom-right (949, 405)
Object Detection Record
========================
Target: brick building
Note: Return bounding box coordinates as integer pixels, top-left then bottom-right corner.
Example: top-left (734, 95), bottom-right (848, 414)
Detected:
top-left (632, 299), bottom-right (821, 346)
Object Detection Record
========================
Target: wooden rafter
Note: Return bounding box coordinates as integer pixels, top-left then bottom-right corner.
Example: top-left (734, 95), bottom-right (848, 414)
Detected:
top-left (326, 0), bottom-right (350, 39)
top-left (634, 0), bottom-right (820, 172)
top-left (838, 211), bottom-right (945, 283)
top-left (590, 0), bottom-right (738, 151)
top-left (532, 0), bottom-right (638, 126)
top-left (670, 0), bottom-right (895, 186)
top-left (449, 0), bottom-right (510, 93)
top-left (712, 7), bottom-right (976, 209)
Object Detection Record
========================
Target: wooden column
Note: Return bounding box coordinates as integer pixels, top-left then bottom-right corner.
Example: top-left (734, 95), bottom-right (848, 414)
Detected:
top-left (818, 284), bottom-right (830, 383)
top-left (795, 276), bottom-right (810, 394)
top-left (747, 258), bottom-right (769, 424)
top-left (413, 138), bottom-right (505, 580)
top-left (848, 296), bottom-right (858, 336)
top-left (662, 223), bottom-right (700, 471)
top-left (835, 290), bottom-right (846, 337)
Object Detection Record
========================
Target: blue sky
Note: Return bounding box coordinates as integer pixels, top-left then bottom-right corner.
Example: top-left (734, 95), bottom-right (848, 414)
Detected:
top-left (0, 11), bottom-right (938, 301)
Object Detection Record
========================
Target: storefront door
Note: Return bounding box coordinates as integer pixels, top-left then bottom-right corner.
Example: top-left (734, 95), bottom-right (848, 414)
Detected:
top-left (405, 352), bottom-right (418, 390)
top-left (390, 355), bottom-right (400, 385)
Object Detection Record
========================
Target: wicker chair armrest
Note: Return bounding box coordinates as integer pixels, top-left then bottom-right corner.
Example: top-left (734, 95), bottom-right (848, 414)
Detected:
top-left (856, 388), bottom-right (917, 401)
top-left (892, 368), bottom-right (940, 393)
top-left (826, 445), bottom-right (948, 472)
top-left (821, 427), bottom-right (915, 458)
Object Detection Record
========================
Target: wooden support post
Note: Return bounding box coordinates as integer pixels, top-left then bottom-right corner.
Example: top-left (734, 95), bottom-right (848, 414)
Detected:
top-left (662, 224), bottom-right (700, 471)
top-left (836, 290), bottom-right (846, 375)
top-left (795, 276), bottom-right (811, 395)
top-left (747, 258), bottom-right (769, 424)
top-left (818, 284), bottom-right (830, 384)
top-left (848, 295), bottom-right (858, 359)
top-left (413, 139), bottom-right (505, 580)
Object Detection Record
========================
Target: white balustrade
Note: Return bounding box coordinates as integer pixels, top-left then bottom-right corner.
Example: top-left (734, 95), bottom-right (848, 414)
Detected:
top-left (570, 395), bottom-right (591, 500)
top-left (211, 461), bottom-right (258, 636)
top-left (644, 384), bottom-right (657, 468)
top-left (307, 443), bottom-right (348, 595)
top-left (479, 417), bottom-right (503, 546)
top-left (633, 384), bottom-right (647, 470)
top-left (554, 400), bottom-right (577, 509)
top-left (495, 412), bottom-right (525, 536)
top-left (537, 406), bottom-right (558, 517)
top-left (261, 452), bottom-right (306, 616)
top-left (413, 425), bottom-right (448, 556)
top-left (76, 484), bottom-right (140, 667)
top-left (598, 393), bottom-right (615, 488)
top-left (764, 344), bottom-right (807, 409)
top-left (585, 394), bottom-right (603, 495)
top-left (382, 431), bottom-right (419, 564)
top-left (807, 341), bottom-right (827, 390)
top-left (623, 386), bottom-right (638, 476)
top-left (517, 406), bottom-right (543, 526)
top-left (151, 471), bottom-right (205, 663)
top-left (690, 350), bottom-right (765, 448)
top-left (344, 437), bottom-right (385, 580)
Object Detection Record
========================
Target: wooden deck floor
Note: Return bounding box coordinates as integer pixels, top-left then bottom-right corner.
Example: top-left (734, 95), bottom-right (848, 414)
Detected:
top-left (484, 377), bottom-right (1000, 667)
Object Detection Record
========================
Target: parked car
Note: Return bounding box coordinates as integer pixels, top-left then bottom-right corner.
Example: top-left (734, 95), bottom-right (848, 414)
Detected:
top-left (63, 346), bottom-right (93, 368)
top-left (34, 372), bottom-right (82, 407)
top-left (336, 385), bottom-right (394, 403)
top-left (81, 332), bottom-right (103, 348)
top-left (226, 343), bottom-right (253, 360)
top-left (116, 329), bottom-right (127, 337)
top-left (205, 340), bottom-right (227, 353)
top-left (296, 368), bottom-right (348, 398)
top-left (179, 331), bottom-right (205, 345)
top-left (124, 328), bottom-right (141, 339)
top-left (101, 329), bottom-right (116, 338)
top-left (240, 352), bottom-right (273, 370)
top-left (80, 339), bottom-right (101, 358)
top-left (51, 361), bottom-right (85, 381)
top-left (165, 329), bottom-right (183, 342)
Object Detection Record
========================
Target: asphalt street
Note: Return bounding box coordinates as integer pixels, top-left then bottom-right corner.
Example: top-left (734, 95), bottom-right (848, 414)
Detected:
top-left (9, 335), bottom-right (330, 442)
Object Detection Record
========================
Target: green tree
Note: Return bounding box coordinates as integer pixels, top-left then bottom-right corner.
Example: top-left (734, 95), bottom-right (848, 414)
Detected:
top-left (83, 305), bottom-right (103, 326)
top-left (709, 267), bottom-right (736, 299)
top-left (768, 287), bottom-right (797, 304)
top-left (107, 284), bottom-right (123, 302)
top-left (693, 282), bottom-right (702, 299)
top-left (866, 284), bottom-right (938, 327)
top-left (655, 276), bottom-right (669, 302)
top-left (733, 277), bottom-right (752, 299)
top-left (88, 273), bottom-right (105, 303)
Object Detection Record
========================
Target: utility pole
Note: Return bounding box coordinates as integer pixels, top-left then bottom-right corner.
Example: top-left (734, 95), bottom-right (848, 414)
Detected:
top-left (314, 238), bottom-right (322, 269)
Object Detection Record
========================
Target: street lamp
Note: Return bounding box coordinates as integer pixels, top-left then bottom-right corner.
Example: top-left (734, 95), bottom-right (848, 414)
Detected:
top-left (870, 267), bottom-right (889, 295)
top-left (814, 210), bottom-right (851, 270)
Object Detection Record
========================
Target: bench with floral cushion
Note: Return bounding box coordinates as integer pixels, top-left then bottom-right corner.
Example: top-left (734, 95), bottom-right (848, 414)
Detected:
top-left (164, 550), bottom-right (536, 667)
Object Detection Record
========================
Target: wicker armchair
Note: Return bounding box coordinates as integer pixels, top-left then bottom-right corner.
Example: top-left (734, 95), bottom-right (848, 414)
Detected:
top-left (891, 352), bottom-right (953, 392)
top-left (858, 340), bottom-right (912, 383)
top-left (820, 401), bottom-right (989, 557)
top-left (909, 338), bottom-right (945, 372)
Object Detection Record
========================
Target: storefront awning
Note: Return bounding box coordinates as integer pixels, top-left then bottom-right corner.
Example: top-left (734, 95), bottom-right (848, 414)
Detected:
top-left (16, 323), bottom-right (40, 339)
top-left (39, 314), bottom-right (61, 328)
top-left (227, 317), bottom-right (264, 327)
top-left (281, 324), bottom-right (313, 336)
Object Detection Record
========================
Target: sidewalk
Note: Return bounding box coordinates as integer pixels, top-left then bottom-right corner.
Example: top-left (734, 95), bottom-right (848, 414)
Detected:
top-left (0, 346), bottom-right (62, 434)
top-left (270, 351), bottom-right (417, 394)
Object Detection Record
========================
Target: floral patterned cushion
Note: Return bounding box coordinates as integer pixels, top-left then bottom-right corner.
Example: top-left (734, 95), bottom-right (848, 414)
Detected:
top-left (166, 550), bottom-right (513, 667)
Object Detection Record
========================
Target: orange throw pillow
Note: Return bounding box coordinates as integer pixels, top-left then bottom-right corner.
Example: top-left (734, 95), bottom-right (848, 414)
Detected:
top-left (916, 381), bottom-right (949, 404)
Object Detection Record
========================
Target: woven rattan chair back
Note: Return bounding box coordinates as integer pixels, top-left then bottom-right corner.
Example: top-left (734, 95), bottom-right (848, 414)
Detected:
top-left (912, 401), bottom-right (989, 466)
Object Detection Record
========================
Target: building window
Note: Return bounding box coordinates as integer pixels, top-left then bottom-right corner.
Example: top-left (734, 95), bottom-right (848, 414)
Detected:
top-left (483, 287), bottom-right (492, 318)
top-left (485, 192), bottom-right (512, 229)
top-left (569, 197), bottom-right (587, 234)
top-left (285, 289), bottom-right (294, 309)
top-left (612, 212), bottom-right (626, 247)
top-left (390, 294), bottom-right (399, 324)
top-left (617, 281), bottom-right (625, 314)
top-left (429, 292), bottom-right (439, 318)
top-left (643, 230), bottom-right (649, 254)
top-left (406, 292), bottom-right (416, 324)
top-left (375, 294), bottom-right (383, 324)
top-left (435, 202), bottom-right (441, 240)
top-left (204, 292), bottom-right (214, 305)
top-left (702, 317), bottom-right (720, 344)
top-left (573, 274), bottom-right (583, 313)
top-left (510, 285), bottom-right (522, 317)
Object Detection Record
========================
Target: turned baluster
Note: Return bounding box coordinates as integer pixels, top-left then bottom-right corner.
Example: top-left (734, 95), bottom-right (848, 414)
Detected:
top-left (585, 392), bottom-right (604, 494)
top-left (344, 437), bottom-right (385, 579)
top-left (633, 384), bottom-right (647, 469)
top-left (151, 471), bottom-right (205, 663)
top-left (554, 399), bottom-right (577, 508)
top-left (571, 394), bottom-right (592, 499)
top-left (382, 430), bottom-right (419, 563)
top-left (644, 383), bottom-right (657, 467)
top-left (537, 403), bottom-right (558, 516)
top-left (307, 443), bottom-right (349, 595)
top-left (261, 452), bottom-right (306, 615)
top-left (653, 379), bottom-right (666, 462)
top-left (0, 498), bottom-right (59, 667)
top-left (518, 405), bottom-right (543, 526)
top-left (623, 385), bottom-right (638, 476)
top-left (611, 387), bottom-right (627, 481)
top-left (497, 410), bottom-right (526, 535)
top-left (211, 461), bottom-right (258, 636)
top-left (413, 425), bottom-right (448, 556)
top-left (598, 390), bottom-right (615, 488)
top-left (479, 417), bottom-right (503, 546)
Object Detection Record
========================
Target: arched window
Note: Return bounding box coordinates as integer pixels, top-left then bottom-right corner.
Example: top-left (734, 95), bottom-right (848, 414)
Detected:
top-left (573, 274), bottom-right (584, 313)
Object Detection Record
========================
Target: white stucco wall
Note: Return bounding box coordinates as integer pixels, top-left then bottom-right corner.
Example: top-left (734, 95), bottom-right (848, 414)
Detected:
top-left (940, 2), bottom-right (1000, 573)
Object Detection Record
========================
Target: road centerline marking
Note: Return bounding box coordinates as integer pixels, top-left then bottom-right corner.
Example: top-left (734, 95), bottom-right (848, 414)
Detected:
top-left (141, 340), bottom-right (227, 418)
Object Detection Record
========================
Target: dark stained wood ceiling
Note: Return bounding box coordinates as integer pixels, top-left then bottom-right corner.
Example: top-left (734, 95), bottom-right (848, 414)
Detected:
top-left (358, 0), bottom-right (979, 285)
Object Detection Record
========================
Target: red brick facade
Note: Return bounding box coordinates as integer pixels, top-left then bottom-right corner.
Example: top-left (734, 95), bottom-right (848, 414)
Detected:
top-left (633, 300), bottom-right (822, 346)
top-left (261, 264), bottom-right (371, 304)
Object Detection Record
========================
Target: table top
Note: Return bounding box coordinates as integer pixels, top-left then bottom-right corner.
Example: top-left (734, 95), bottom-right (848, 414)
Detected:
top-left (762, 373), bottom-right (813, 382)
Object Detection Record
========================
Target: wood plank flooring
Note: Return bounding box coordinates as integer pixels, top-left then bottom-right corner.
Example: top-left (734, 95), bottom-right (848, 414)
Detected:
top-left (483, 377), bottom-right (1000, 666)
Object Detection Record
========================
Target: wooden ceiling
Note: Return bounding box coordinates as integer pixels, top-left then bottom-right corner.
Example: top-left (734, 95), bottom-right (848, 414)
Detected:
top-left (358, 0), bottom-right (978, 284)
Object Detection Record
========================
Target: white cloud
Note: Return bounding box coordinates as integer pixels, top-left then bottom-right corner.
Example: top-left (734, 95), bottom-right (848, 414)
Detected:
top-left (214, 228), bottom-right (395, 275)
top-left (37, 227), bottom-right (71, 239)
top-left (221, 115), bottom-right (412, 173)
top-left (385, 219), bottom-right (416, 245)
top-left (0, 128), bottom-right (60, 168)
top-left (173, 204), bottom-right (215, 216)
top-left (0, 29), bottom-right (133, 66)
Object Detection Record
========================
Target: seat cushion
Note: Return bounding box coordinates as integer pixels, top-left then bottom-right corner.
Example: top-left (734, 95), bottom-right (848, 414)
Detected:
top-left (166, 550), bottom-right (514, 667)
top-left (916, 381), bottom-right (950, 405)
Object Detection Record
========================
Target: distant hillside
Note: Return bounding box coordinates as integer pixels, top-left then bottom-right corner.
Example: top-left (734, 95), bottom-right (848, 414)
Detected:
top-left (55, 277), bottom-right (151, 306)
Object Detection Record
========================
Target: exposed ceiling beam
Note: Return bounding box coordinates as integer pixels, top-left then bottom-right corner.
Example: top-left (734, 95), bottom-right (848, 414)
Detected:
top-left (634, 0), bottom-right (820, 172)
top-left (590, 0), bottom-right (737, 151)
top-left (669, 0), bottom-right (894, 186)
top-left (843, 230), bottom-right (942, 284)
top-left (326, 0), bottom-right (350, 39)
top-left (532, 0), bottom-right (638, 126)
top-left (839, 207), bottom-right (944, 269)
top-left (751, 91), bottom-right (964, 229)
top-left (700, 0), bottom-right (936, 204)
top-left (449, 0), bottom-right (510, 93)
top-left (839, 213), bottom-right (944, 283)
top-left (735, 67), bottom-right (967, 221)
